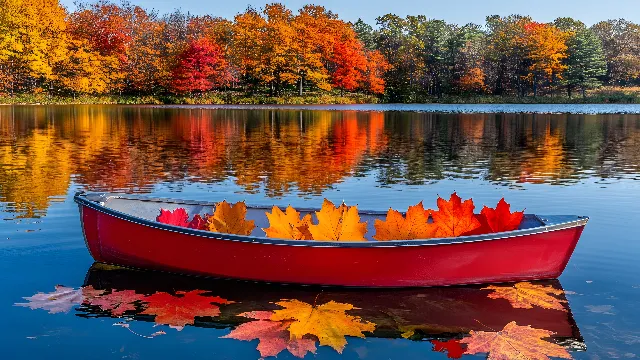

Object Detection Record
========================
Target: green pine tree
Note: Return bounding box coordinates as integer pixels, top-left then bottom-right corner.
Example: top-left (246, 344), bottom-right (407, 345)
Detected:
top-left (564, 28), bottom-right (607, 98)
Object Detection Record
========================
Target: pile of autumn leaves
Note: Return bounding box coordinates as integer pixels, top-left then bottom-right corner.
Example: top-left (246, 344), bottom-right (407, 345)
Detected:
top-left (157, 192), bottom-right (524, 240)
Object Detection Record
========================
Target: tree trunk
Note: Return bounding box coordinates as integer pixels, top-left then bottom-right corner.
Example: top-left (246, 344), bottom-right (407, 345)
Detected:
top-left (582, 87), bottom-right (587, 99)
top-left (299, 76), bottom-right (303, 96)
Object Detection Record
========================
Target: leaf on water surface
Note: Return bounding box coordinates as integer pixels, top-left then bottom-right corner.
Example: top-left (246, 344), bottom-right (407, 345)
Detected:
top-left (156, 208), bottom-right (190, 227)
top-left (431, 339), bottom-right (466, 359)
top-left (482, 282), bottom-right (568, 312)
top-left (89, 289), bottom-right (146, 316)
top-left (270, 299), bottom-right (375, 353)
top-left (480, 198), bottom-right (524, 233)
top-left (15, 285), bottom-right (82, 314)
top-left (263, 206), bottom-right (313, 240)
top-left (307, 199), bottom-right (368, 241)
top-left (140, 290), bottom-right (232, 330)
top-left (221, 311), bottom-right (317, 358)
top-left (430, 192), bottom-right (481, 238)
top-left (373, 202), bottom-right (436, 241)
top-left (82, 285), bottom-right (105, 301)
top-left (460, 321), bottom-right (572, 360)
top-left (207, 201), bottom-right (255, 235)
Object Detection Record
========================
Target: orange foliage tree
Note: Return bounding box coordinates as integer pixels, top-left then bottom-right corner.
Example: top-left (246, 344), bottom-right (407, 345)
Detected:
top-left (522, 22), bottom-right (569, 96)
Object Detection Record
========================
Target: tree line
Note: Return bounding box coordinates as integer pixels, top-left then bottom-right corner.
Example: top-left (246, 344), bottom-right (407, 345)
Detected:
top-left (1, 0), bottom-right (639, 100)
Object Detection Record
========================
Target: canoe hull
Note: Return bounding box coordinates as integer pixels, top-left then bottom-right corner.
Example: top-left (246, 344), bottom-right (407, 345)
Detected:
top-left (79, 204), bottom-right (584, 287)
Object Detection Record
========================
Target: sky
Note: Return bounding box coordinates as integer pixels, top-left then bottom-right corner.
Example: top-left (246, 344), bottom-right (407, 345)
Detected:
top-left (59, 0), bottom-right (640, 26)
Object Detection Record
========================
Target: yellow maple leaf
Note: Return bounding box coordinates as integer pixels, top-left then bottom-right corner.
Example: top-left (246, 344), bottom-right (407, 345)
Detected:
top-left (307, 199), bottom-right (367, 241)
top-left (207, 201), bottom-right (255, 235)
top-left (263, 205), bottom-right (313, 240)
top-left (270, 299), bottom-right (375, 353)
top-left (373, 202), bottom-right (436, 241)
top-left (482, 282), bottom-right (568, 312)
top-left (460, 321), bottom-right (571, 360)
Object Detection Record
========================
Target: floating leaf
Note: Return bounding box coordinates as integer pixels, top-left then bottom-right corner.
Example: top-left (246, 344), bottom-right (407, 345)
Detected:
top-left (271, 299), bottom-right (375, 353)
top-left (481, 198), bottom-right (524, 233)
top-left (307, 199), bottom-right (367, 241)
top-left (157, 208), bottom-right (189, 227)
top-left (81, 285), bottom-right (106, 302)
top-left (15, 286), bottom-right (82, 314)
top-left (89, 289), bottom-right (146, 316)
top-left (222, 311), bottom-right (317, 358)
top-left (482, 282), bottom-right (568, 312)
top-left (141, 290), bottom-right (232, 330)
top-left (263, 206), bottom-right (313, 240)
top-left (431, 192), bottom-right (481, 237)
top-left (373, 202), bottom-right (436, 241)
top-left (460, 321), bottom-right (571, 360)
top-left (207, 201), bottom-right (255, 235)
top-left (431, 339), bottom-right (465, 359)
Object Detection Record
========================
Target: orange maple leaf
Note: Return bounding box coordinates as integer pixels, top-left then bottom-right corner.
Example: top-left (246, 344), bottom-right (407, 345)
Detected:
top-left (141, 290), bottom-right (231, 330)
top-left (482, 282), bottom-right (568, 312)
top-left (373, 202), bottom-right (436, 241)
top-left (307, 199), bottom-right (367, 241)
top-left (221, 311), bottom-right (317, 358)
top-left (431, 192), bottom-right (481, 237)
top-left (460, 321), bottom-right (571, 360)
top-left (480, 198), bottom-right (524, 233)
top-left (270, 299), bottom-right (375, 353)
top-left (263, 206), bottom-right (313, 240)
top-left (207, 201), bottom-right (255, 235)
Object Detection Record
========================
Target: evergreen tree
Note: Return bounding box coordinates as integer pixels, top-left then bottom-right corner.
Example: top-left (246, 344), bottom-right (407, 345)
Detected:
top-left (352, 19), bottom-right (377, 51)
top-left (565, 28), bottom-right (607, 97)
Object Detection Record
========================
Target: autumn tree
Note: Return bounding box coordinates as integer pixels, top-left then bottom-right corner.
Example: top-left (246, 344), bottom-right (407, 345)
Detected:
top-left (376, 14), bottom-right (415, 101)
top-left (170, 38), bottom-right (231, 94)
top-left (521, 22), bottom-right (569, 96)
top-left (331, 32), bottom-right (368, 93)
top-left (591, 19), bottom-right (640, 85)
top-left (364, 50), bottom-right (390, 94)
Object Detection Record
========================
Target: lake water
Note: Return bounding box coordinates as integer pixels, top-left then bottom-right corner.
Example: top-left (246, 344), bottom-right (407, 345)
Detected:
top-left (1, 105), bottom-right (639, 359)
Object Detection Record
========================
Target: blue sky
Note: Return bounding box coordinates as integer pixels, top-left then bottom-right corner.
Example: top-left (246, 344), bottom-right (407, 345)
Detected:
top-left (59, 0), bottom-right (639, 26)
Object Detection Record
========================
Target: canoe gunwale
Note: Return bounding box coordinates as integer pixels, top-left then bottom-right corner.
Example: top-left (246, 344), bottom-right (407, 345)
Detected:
top-left (74, 191), bottom-right (589, 248)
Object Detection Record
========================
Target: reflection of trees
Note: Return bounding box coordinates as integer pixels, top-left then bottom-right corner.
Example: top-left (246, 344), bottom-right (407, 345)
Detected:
top-left (1, 106), bottom-right (640, 216)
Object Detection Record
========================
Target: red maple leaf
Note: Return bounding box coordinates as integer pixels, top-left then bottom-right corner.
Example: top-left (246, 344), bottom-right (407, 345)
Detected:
top-left (431, 192), bottom-right (481, 237)
top-left (187, 214), bottom-right (209, 230)
top-left (140, 290), bottom-right (231, 330)
top-left (431, 339), bottom-right (465, 359)
top-left (480, 198), bottom-right (524, 233)
top-left (89, 289), bottom-right (145, 316)
top-left (157, 208), bottom-right (190, 227)
top-left (222, 311), bottom-right (317, 358)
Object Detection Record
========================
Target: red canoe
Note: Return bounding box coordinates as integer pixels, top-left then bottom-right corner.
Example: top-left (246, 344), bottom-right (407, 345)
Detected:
top-left (75, 192), bottom-right (588, 287)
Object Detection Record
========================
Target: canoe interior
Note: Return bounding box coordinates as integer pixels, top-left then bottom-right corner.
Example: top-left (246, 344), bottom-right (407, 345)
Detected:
top-left (98, 195), bottom-right (547, 241)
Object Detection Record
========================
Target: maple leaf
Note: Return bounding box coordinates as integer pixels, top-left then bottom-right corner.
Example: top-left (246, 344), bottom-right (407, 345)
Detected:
top-left (431, 192), bottom-right (481, 237)
top-left (15, 286), bottom-right (82, 314)
top-left (89, 289), bottom-right (146, 316)
top-left (480, 198), bottom-right (524, 233)
top-left (460, 321), bottom-right (571, 360)
top-left (187, 214), bottom-right (209, 230)
top-left (482, 282), bottom-right (568, 312)
top-left (221, 311), bottom-right (317, 358)
top-left (140, 290), bottom-right (231, 330)
top-left (432, 339), bottom-right (466, 359)
top-left (207, 201), bottom-right (256, 235)
top-left (263, 206), bottom-right (313, 240)
top-left (271, 299), bottom-right (375, 353)
top-left (373, 202), bottom-right (436, 241)
top-left (157, 208), bottom-right (190, 227)
top-left (307, 199), bottom-right (368, 241)
top-left (81, 285), bottom-right (105, 302)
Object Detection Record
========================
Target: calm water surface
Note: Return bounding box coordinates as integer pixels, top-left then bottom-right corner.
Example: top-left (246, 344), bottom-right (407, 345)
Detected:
top-left (1, 105), bottom-right (639, 359)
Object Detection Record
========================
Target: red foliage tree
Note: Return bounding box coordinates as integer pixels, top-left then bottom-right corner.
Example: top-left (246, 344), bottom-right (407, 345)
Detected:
top-left (331, 36), bottom-right (368, 92)
top-left (365, 50), bottom-right (390, 94)
top-left (170, 38), bottom-right (231, 94)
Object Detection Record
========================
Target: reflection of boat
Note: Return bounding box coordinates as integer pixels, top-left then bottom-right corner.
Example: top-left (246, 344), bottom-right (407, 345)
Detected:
top-left (75, 192), bottom-right (588, 287)
top-left (79, 263), bottom-right (584, 350)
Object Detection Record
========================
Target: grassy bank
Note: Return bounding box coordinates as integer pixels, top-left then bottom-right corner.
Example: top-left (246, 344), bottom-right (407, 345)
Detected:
top-left (1, 87), bottom-right (639, 105)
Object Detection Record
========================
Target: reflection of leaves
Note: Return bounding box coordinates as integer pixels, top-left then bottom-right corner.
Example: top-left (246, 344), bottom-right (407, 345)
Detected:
top-left (483, 282), bottom-right (568, 312)
top-left (221, 311), bottom-right (316, 358)
top-left (15, 286), bottom-right (82, 314)
top-left (271, 299), bottom-right (375, 353)
top-left (89, 290), bottom-right (146, 316)
top-left (307, 199), bottom-right (368, 241)
top-left (431, 339), bottom-right (465, 359)
top-left (431, 193), bottom-right (481, 237)
top-left (480, 198), bottom-right (524, 233)
top-left (263, 206), bottom-right (313, 240)
top-left (207, 201), bottom-right (255, 235)
top-left (140, 290), bottom-right (231, 330)
top-left (373, 202), bottom-right (436, 241)
top-left (157, 208), bottom-right (190, 227)
top-left (460, 321), bottom-right (571, 360)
